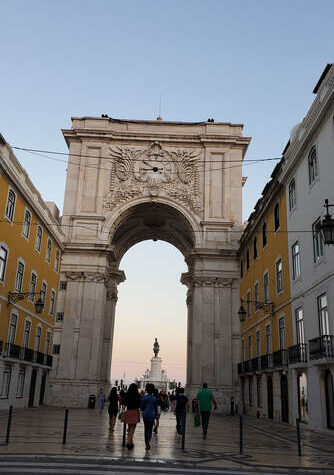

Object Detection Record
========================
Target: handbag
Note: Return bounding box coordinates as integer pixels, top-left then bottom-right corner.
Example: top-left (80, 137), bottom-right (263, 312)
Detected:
top-left (118, 410), bottom-right (125, 422)
top-left (194, 412), bottom-right (200, 427)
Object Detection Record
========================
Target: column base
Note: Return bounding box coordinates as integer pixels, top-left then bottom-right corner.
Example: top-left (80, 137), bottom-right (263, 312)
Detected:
top-left (45, 379), bottom-right (111, 407)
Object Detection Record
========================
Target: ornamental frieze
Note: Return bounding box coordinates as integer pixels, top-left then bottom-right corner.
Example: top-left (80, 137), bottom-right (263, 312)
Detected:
top-left (103, 141), bottom-right (203, 216)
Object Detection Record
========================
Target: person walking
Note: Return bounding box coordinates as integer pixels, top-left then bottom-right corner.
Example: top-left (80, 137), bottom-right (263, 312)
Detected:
top-left (124, 383), bottom-right (141, 450)
top-left (107, 387), bottom-right (120, 430)
top-left (196, 382), bottom-right (217, 439)
top-left (97, 389), bottom-right (106, 413)
top-left (141, 383), bottom-right (158, 450)
top-left (173, 387), bottom-right (188, 436)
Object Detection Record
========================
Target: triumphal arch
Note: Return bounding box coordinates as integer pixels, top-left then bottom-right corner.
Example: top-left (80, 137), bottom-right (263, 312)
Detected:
top-left (47, 116), bottom-right (250, 410)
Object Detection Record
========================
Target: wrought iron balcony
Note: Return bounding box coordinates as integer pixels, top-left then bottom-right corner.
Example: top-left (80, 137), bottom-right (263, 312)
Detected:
top-left (260, 353), bottom-right (273, 370)
top-left (309, 335), bottom-right (334, 360)
top-left (238, 362), bottom-right (245, 374)
top-left (273, 349), bottom-right (288, 368)
top-left (251, 356), bottom-right (261, 372)
top-left (3, 342), bottom-right (53, 367)
top-left (288, 343), bottom-right (308, 364)
top-left (0, 340), bottom-right (3, 356)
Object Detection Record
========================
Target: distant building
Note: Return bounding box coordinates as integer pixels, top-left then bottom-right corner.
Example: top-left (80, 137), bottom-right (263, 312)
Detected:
top-left (0, 134), bottom-right (64, 410)
top-left (137, 338), bottom-right (170, 391)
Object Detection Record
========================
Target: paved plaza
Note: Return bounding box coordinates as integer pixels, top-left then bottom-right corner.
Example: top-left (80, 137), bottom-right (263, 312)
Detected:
top-left (1, 407), bottom-right (334, 473)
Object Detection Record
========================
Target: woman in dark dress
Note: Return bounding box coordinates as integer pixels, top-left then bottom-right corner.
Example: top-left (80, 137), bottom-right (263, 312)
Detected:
top-left (107, 387), bottom-right (120, 430)
top-left (124, 383), bottom-right (141, 449)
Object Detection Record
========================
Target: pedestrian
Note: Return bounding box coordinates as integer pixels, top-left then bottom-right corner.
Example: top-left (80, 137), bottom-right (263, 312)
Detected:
top-left (141, 383), bottom-right (158, 450)
top-left (124, 383), bottom-right (141, 450)
top-left (97, 389), bottom-right (106, 413)
top-left (107, 387), bottom-right (120, 430)
top-left (196, 382), bottom-right (217, 439)
top-left (173, 387), bottom-right (188, 436)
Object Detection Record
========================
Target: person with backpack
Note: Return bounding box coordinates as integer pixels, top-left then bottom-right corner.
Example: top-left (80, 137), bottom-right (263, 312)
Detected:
top-left (196, 382), bottom-right (217, 439)
top-left (173, 387), bottom-right (188, 436)
top-left (140, 383), bottom-right (158, 450)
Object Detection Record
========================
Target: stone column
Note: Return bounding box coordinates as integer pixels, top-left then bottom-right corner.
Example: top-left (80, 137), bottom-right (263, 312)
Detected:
top-left (100, 269), bottom-right (125, 387)
top-left (33, 367), bottom-right (43, 407)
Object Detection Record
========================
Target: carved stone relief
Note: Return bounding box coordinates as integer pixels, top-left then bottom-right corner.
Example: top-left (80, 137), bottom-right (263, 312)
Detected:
top-left (103, 141), bottom-right (203, 216)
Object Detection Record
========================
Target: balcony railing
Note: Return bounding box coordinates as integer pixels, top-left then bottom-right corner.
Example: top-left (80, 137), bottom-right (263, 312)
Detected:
top-left (251, 356), bottom-right (261, 372)
top-left (288, 343), bottom-right (308, 364)
top-left (261, 353), bottom-right (273, 370)
top-left (3, 342), bottom-right (53, 367)
top-left (309, 335), bottom-right (334, 360)
top-left (273, 349), bottom-right (288, 368)
top-left (0, 340), bottom-right (3, 356)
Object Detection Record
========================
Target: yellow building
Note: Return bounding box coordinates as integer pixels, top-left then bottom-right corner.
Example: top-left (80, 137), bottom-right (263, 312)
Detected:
top-left (239, 163), bottom-right (293, 422)
top-left (0, 134), bottom-right (64, 409)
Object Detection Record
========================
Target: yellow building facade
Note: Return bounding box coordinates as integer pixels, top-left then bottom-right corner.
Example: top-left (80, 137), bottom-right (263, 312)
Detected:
top-left (239, 166), bottom-right (293, 422)
top-left (0, 134), bottom-right (64, 409)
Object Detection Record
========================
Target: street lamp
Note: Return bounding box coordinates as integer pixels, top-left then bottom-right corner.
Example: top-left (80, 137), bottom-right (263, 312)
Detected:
top-left (238, 300), bottom-right (274, 323)
top-left (320, 199), bottom-right (334, 245)
top-left (7, 291), bottom-right (45, 314)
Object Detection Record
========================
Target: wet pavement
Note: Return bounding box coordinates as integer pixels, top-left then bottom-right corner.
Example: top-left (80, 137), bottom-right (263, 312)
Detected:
top-left (0, 407), bottom-right (334, 473)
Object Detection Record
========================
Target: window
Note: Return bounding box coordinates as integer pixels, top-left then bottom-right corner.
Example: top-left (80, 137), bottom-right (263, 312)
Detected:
top-left (253, 237), bottom-right (258, 260)
top-left (263, 271), bottom-right (269, 303)
top-left (45, 332), bottom-right (51, 355)
top-left (313, 218), bottom-right (324, 262)
top-left (46, 238), bottom-right (52, 263)
top-left (262, 222), bottom-right (267, 248)
top-left (41, 281), bottom-right (47, 303)
top-left (35, 225), bottom-right (42, 252)
top-left (247, 291), bottom-right (251, 318)
top-left (5, 189), bottom-right (16, 221)
top-left (35, 326), bottom-right (42, 352)
top-left (240, 259), bottom-right (243, 278)
top-left (28, 272), bottom-right (37, 301)
top-left (241, 340), bottom-right (245, 362)
top-left (49, 290), bottom-right (56, 315)
top-left (56, 312), bottom-right (64, 322)
top-left (52, 344), bottom-right (61, 355)
top-left (254, 283), bottom-right (259, 309)
top-left (279, 317), bottom-right (286, 349)
top-left (256, 330), bottom-right (261, 357)
top-left (257, 377), bottom-right (262, 407)
top-left (16, 369), bottom-right (25, 398)
top-left (22, 209), bottom-right (31, 238)
top-left (55, 250), bottom-right (60, 272)
top-left (248, 335), bottom-right (252, 359)
top-left (22, 320), bottom-right (31, 348)
top-left (59, 281), bottom-right (67, 290)
top-left (318, 294), bottom-right (329, 336)
top-left (0, 367), bottom-right (11, 399)
top-left (274, 203), bottom-right (280, 231)
top-left (288, 178), bottom-right (296, 211)
top-left (308, 146), bottom-right (318, 184)
top-left (292, 241), bottom-right (301, 279)
top-left (295, 307), bottom-right (305, 344)
top-left (249, 378), bottom-right (253, 406)
top-left (0, 245), bottom-right (8, 281)
top-left (265, 325), bottom-right (271, 354)
top-left (15, 260), bottom-right (25, 292)
top-left (276, 258), bottom-right (283, 293)
top-left (8, 314), bottom-right (17, 344)
top-left (246, 249), bottom-right (250, 270)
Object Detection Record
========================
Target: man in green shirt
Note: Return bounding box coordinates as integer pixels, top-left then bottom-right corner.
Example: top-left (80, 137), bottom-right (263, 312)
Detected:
top-left (196, 382), bottom-right (217, 439)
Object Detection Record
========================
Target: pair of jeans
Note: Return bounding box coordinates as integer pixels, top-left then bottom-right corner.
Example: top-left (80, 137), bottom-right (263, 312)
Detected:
top-left (200, 411), bottom-right (211, 436)
top-left (176, 410), bottom-right (186, 435)
top-left (143, 419), bottom-right (154, 444)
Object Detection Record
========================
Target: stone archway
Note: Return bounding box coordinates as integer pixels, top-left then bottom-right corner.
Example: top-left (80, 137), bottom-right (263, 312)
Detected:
top-left (47, 117), bottom-right (250, 410)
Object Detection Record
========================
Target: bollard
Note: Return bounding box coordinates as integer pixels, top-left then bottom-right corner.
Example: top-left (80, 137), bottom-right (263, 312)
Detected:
top-left (5, 405), bottom-right (13, 445)
top-left (62, 408), bottom-right (69, 444)
top-left (239, 414), bottom-right (243, 454)
top-left (122, 422), bottom-right (126, 447)
top-left (296, 418), bottom-right (302, 456)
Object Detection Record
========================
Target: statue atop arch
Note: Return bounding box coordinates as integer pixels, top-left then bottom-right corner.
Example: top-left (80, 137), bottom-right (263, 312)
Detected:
top-left (153, 337), bottom-right (160, 357)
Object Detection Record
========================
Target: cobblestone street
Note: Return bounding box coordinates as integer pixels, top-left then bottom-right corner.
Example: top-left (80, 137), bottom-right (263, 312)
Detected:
top-left (1, 407), bottom-right (334, 473)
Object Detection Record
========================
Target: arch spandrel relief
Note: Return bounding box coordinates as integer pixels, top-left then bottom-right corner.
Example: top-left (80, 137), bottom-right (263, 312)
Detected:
top-left (103, 141), bottom-right (203, 217)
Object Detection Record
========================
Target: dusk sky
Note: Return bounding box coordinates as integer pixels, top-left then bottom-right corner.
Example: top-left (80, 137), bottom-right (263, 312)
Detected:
top-left (1, 1), bottom-right (333, 383)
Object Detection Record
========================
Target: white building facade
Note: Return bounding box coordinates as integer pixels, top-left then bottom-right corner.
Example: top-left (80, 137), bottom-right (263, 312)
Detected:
top-left (282, 64), bottom-right (334, 431)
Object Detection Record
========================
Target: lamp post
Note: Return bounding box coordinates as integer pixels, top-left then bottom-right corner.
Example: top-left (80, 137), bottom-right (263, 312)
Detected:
top-left (238, 300), bottom-right (274, 323)
top-left (320, 199), bottom-right (334, 245)
top-left (7, 291), bottom-right (45, 314)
